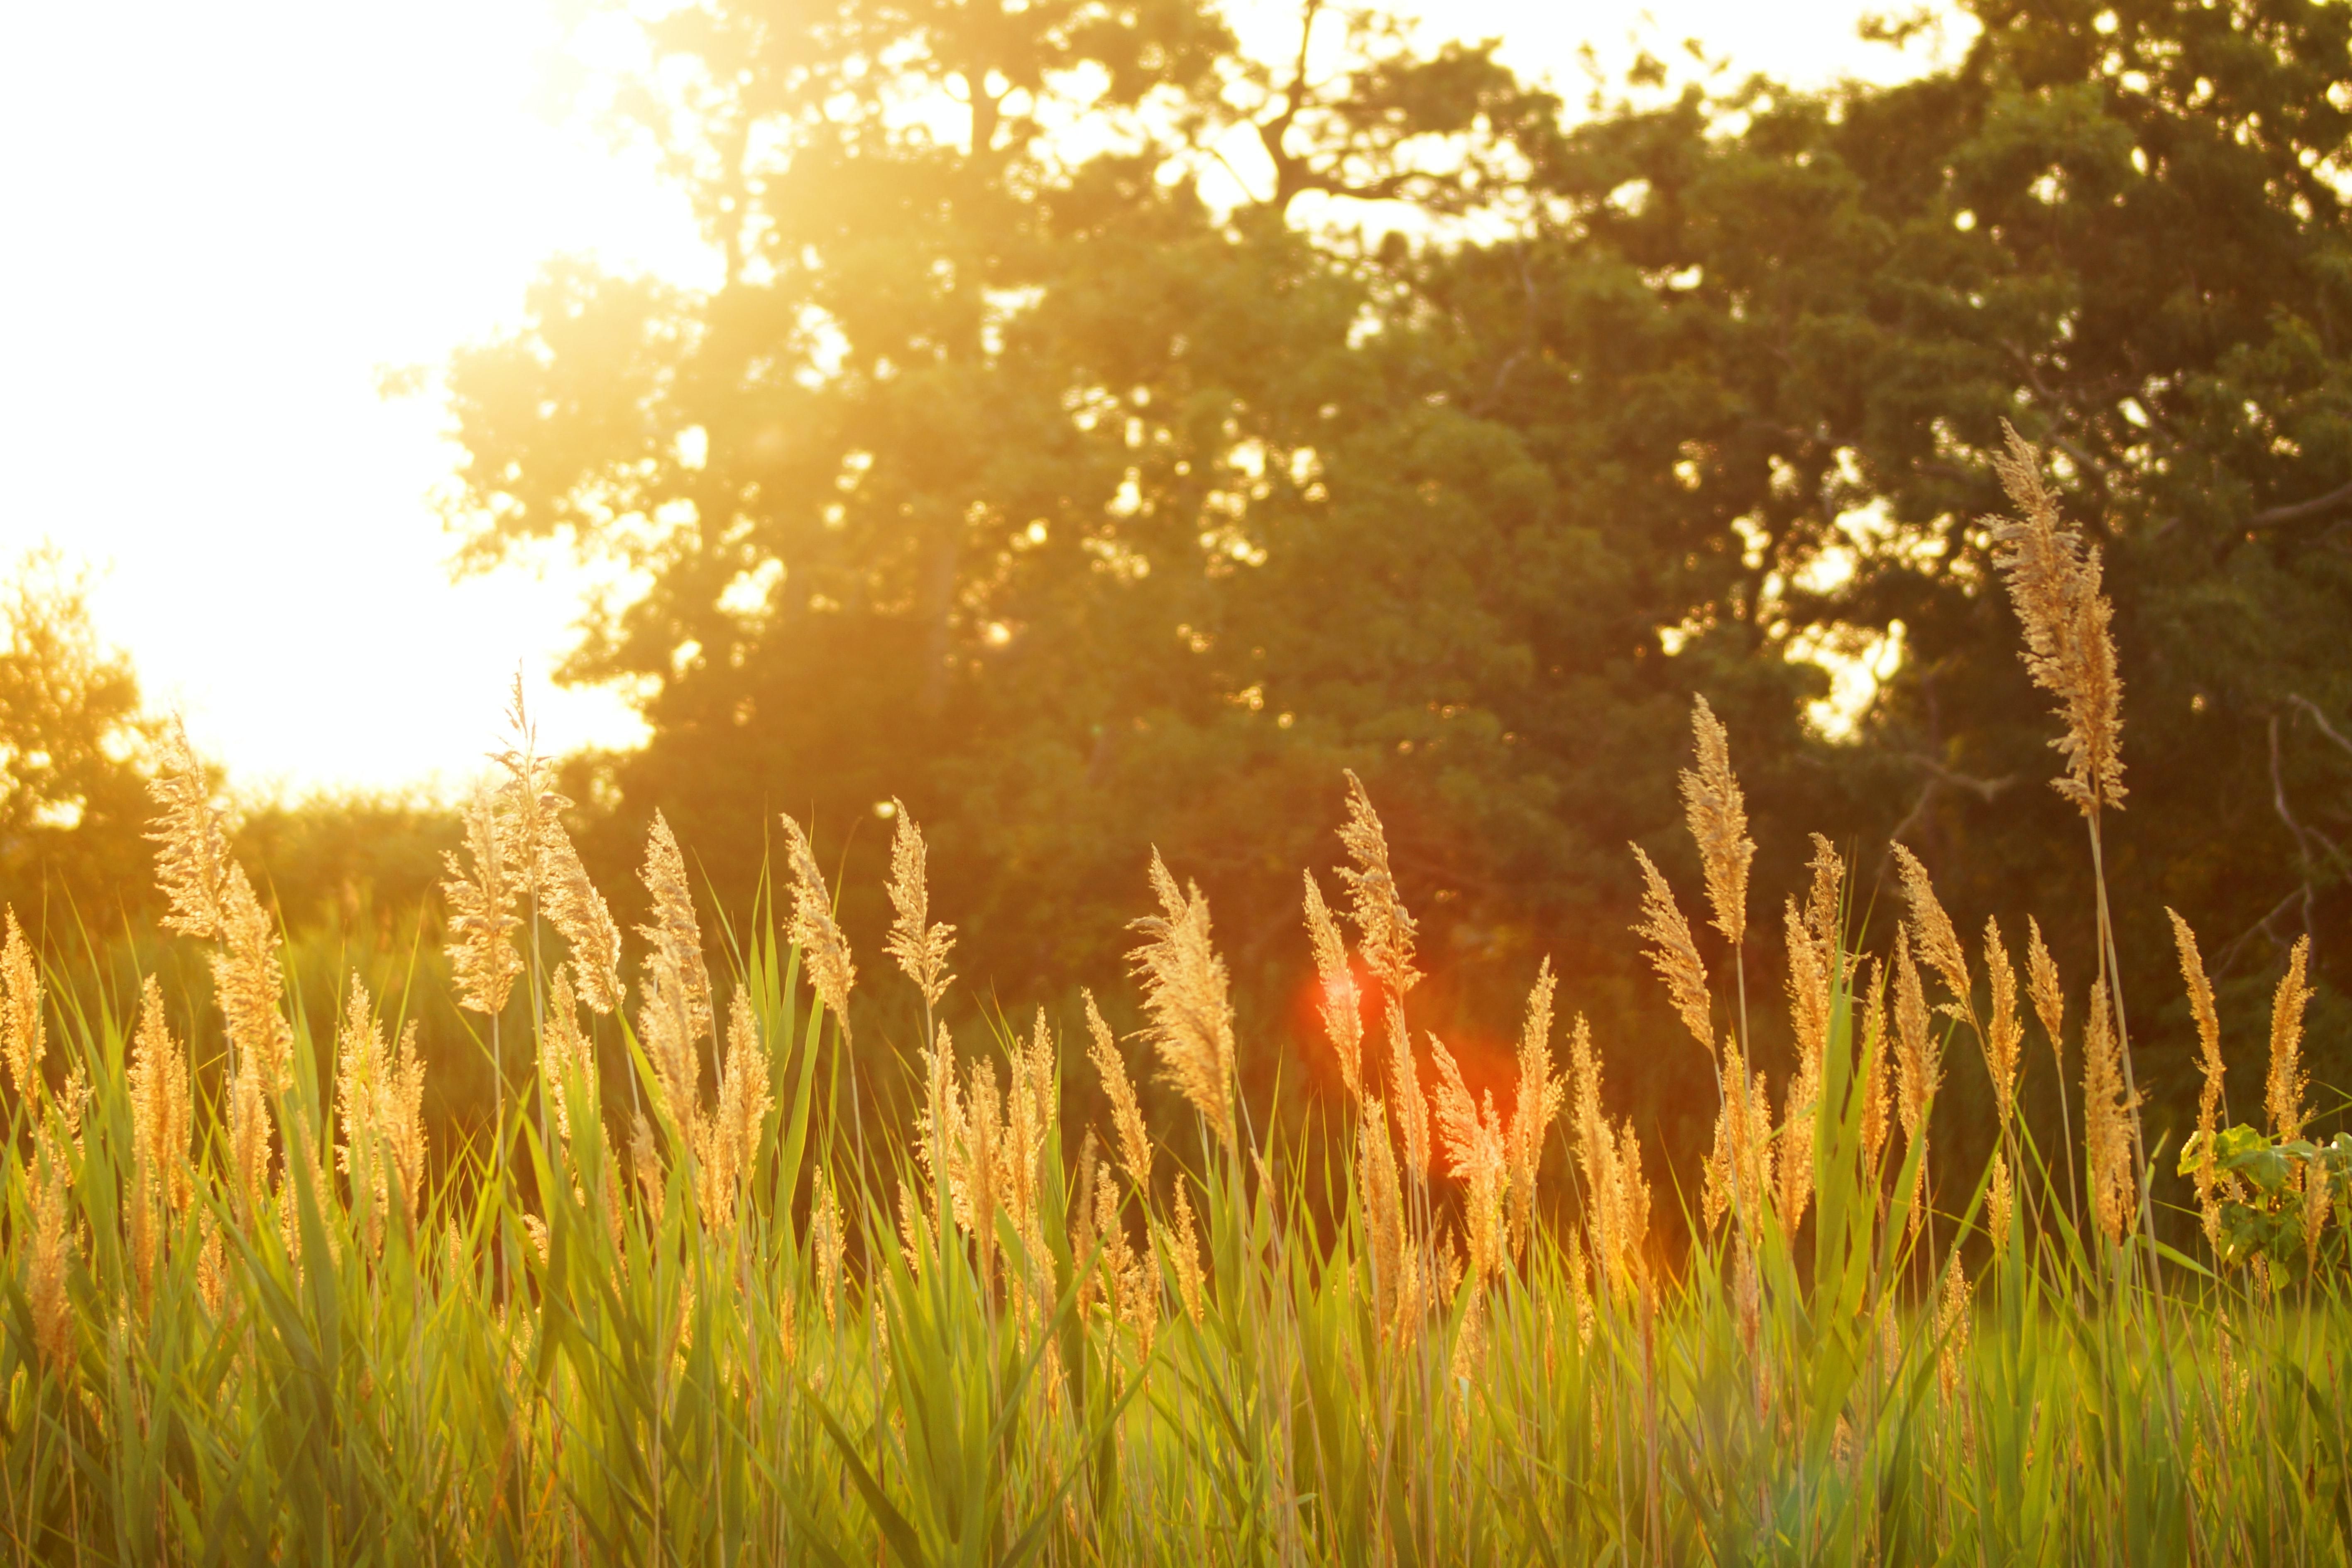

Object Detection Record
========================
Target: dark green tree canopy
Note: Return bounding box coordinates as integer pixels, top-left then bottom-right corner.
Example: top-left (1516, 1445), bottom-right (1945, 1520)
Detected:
top-left (440, 0), bottom-right (2352, 1149)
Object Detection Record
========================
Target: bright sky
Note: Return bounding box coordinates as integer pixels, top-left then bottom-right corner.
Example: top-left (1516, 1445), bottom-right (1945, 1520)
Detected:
top-left (0, 0), bottom-right (1970, 799)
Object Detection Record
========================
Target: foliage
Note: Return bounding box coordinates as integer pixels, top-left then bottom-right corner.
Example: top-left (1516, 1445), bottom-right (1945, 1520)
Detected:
top-left (0, 550), bottom-right (159, 930)
top-left (432, 0), bottom-right (2352, 1180)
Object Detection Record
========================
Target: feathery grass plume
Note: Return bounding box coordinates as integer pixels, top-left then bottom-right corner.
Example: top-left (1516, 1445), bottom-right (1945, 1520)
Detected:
top-left (2266, 937), bottom-right (2313, 1144)
top-left (1785, 899), bottom-right (1830, 1091)
top-left (778, 812), bottom-right (857, 1039)
top-left (28, 1123), bottom-right (72, 1373)
top-left (1001, 1009), bottom-right (1055, 1294)
top-left (541, 966), bottom-right (598, 1158)
top-left (2026, 917), bottom-right (2066, 1076)
top-left (1358, 1098), bottom-right (1408, 1337)
top-left (956, 1059), bottom-right (1003, 1275)
top-left (147, 731), bottom-right (294, 1088)
top-left (1890, 844), bottom-right (1975, 1035)
top-left (882, 799), bottom-right (956, 1010)
top-left (2, 909), bottom-right (44, 1108)
top-left (1728, 1053), bottom-right (1775, 1235)
top-left (1095, 1175), bottom-right (1156, 1372)
top-left (1302, 871), bottom-right (1364, 1098)
top-left (1611, 1119), bottom-right (1653, 1294)
top-left (1804, 834), bottom-right (1845, 957)
top-left (811, 1165), bottom-right (843, 1328)
top-left (2082, 983), bottom-right (2137, 1246)
top-left (695, 991), bottom-right (771, 1230)
top-left (1937, 1257), bottom-right (1973, 1405)
top-left (1569, 1018), bottom-right (1649, 1296)
top-left (641, 810), bottom-right (715, 1047)
top-left (444, 784), bottom-right (524, 1019)
top-left (1506, 961), bottom-right (1563, 1258)
top-left (1893, 927), bottom-right (1939, 1233)
top-left (1630, 844), bottom-right (1714, 1055)
top-left (1383, 1000), bottom-right (1431, 1179)
top-left (1070, 1142), bottom-right (1101, 1318)
top-left (126, 976), bottom-right (191, 1302)
top-left (1128, 850), bottom-right (1238, 1152)
top-left (335, 981), bottom-right (392, 1251)
top-left (1429, 1035), bottom-right (1508, 1279)
top-left (537, 815), bottom-right (622, 1016)
top-left (1170, 1184), bottom-right (1206, 1325)
top-left (1680, 695), bottom-right (1754, 947)
top-left (147, 717), bottom-right (232, 937)
top-left (1335, 771), bottom-right (1420, 998)
top-left (2306, 1156), bottom-right (2333, 1270)
top-left (917, 1022), bottom-right (961, 1204)
top-left (1858, 957), bottom-right (1890, 1179)
top-left (1084, 990), bottom-right (1151, 1191)
top-left (1780, 899), bottom-right (1828, 1228)
top-left (226, 1050), bottom-right (272, 1210)
top-left (1982, 919), bottom-right (2023, 1131)
top-left (1990, 422), bottom-right (2126, 814)
top-left (1779, 1062), bottom-right (1818, 1236)
top-left (2168, 910), bottom-right (2229, 1239)
top-left (1987, 1153), bottom-right (2014, 1245)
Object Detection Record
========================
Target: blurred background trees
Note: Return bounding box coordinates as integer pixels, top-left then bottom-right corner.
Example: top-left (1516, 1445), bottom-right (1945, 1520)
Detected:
top-left (11, 0), bottom-right (2352, 1191)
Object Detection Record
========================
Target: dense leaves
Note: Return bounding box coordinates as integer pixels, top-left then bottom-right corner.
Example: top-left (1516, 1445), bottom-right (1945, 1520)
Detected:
top-left (431, 0), bottom-right (2352, 1159)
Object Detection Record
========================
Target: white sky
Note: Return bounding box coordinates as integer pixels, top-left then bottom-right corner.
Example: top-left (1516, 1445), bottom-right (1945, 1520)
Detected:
top-left (0, 0), bottom-right (1969, 799)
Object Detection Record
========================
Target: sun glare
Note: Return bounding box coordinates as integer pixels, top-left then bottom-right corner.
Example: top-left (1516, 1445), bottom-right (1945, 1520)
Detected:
top-left (0, 0), bottom-right (1963, 796)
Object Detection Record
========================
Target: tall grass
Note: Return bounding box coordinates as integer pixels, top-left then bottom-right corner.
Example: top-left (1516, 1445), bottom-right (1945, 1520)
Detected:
top-left (0, 438), bottom-right (2344, 1565)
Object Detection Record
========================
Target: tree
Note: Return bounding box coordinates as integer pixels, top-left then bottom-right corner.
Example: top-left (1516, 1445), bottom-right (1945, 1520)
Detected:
top-left (0, 550), bottom-right (161, 930)
top-left (442, 0), bottom-right (2352, 1179)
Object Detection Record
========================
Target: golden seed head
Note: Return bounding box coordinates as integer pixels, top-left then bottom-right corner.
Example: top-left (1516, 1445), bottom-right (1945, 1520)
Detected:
top-left (1989, 422), bottom-right (2127, 815)
top-left (1428, 1034), bottom-right (1508, 1278)
top-left (1127, 849), bottom-right (1237, 1151)
top-left (1804, 833), bottom-right (1845, 961)
top-left (1889, 844), bottom-right (1973, 1032)
top-left (1170, 1184), bottom-right (1207, 1326)
top-left (2, 908), bottom-right (45, 1108)
top-left (2026, 917), bottom-right (2066, 1076)
top-left (1335, 771), bottom-right (1421, 999)
top-left (146, 717), bottom-right (232, 940)
top-left (1857, 956), bottom-right (1889, 1177)
top-left (1302, 870), bottom-right (1364, 1098)
top-left (2305, 1155), bottom-right (2332, 1269)
top-left (1357, 1098), bottom-right (1407, 1334)
top-left (1630, 844), bottom-right (1713, 1056)
top-left (1982, 918), bottom-right (2023, 1131)
top-left (1937, 1255), bottom-right (1972, 1404)
top-left (917, 1021), bottom-right (961, 1208)
top-left (1892, 925), bottom-right (1939, 1141)
top-left (1987, 1150), bottom-right (2014, 1246)
top-left (778, 812), bottom-right (857, 1038)
top-left (1784, 899), bottom-right (1830, 1082)
top-left (1679, 695), bottom-right (1754, 948)
top-left (811, 1166), bottom-right (844, 1328)
top-left (882, 800), bottom-right (957, 1010)
top-left (443, 784), bottom-right (524, 1018)
top-left (1506, 959), bottom-right (1563, 1258)
top-left (2168, 910), bottom-right (2227, 1233)
top-left (1383, 999), bottom-right (1430, 1179)
top-left (128, 974), bottom-right (193, 1216)
top-left (1084, 989), bottom-right (1152, 1192)
top-left (28, 1123), bottom-right (73, 1374)
top-left (641, 810), bottom-right (715, 1045)
top-left (538, 817), bottom-right (622, 1016)
top-left (213, 862), bottom-right (291, 1091)
top-left (2266, 936), bottom-right (2313, 1145)
top-left (541, 965), bottom-right (599, 1157)
top-left (2082, 983), bottom-right (2138, 1247)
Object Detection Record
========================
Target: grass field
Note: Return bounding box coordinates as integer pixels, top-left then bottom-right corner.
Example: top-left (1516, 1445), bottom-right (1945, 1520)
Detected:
top-left (0, 434), bottom-right (2345, 1565)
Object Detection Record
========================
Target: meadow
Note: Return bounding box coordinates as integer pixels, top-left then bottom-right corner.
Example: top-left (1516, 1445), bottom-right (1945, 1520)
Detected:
top-left (0, 433), bottom-right (2345, 1565)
